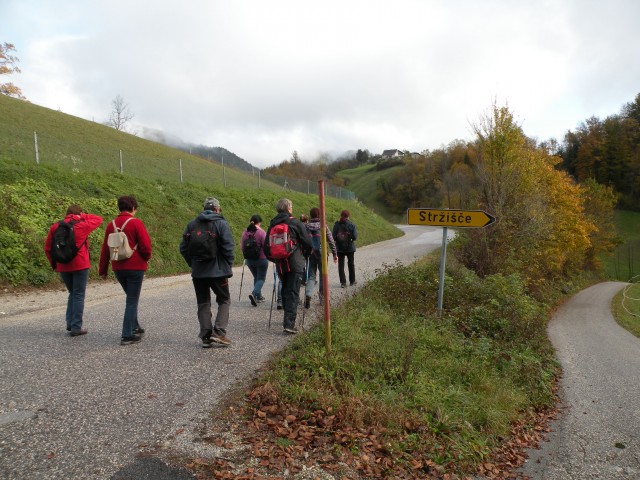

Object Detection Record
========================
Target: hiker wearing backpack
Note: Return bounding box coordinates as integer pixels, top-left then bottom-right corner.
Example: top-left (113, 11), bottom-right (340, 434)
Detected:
top-left (240, 214), bottom-right (268, 307)
top-left (264, 198), bottom-right (313, 334)
top-left (44, 204), bottom-right (103, 336)
top-left (99, 196), bottom-right (152, 345)
top-left (304, 207), bottom-right (338, 308)
top-left (179, 197), bottom-right (235, 348)
top-left (332, 209), bottom-right (358, 288)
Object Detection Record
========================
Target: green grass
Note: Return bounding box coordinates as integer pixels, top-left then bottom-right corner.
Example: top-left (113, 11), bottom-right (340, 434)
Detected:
top-left (613, 283), bottom-right (640, 337)
top-left (0, 95), bottom-right (403, 287)
top-left (600, 210), bottom-right (640, 281)
top-left (256, 257), bottom-right (559, 475)
top-left (337, 163), bottom-right (405, 223)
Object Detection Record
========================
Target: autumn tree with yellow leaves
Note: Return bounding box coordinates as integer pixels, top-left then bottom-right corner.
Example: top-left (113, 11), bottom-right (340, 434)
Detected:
top-left (454, 103), bottom-right (615, 294)
top-left (0, 42), bottom-right (25, 99)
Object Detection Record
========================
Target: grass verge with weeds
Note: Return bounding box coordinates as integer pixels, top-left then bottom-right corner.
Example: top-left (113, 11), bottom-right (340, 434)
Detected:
top-left (229, 257), bottom-right (563, 478)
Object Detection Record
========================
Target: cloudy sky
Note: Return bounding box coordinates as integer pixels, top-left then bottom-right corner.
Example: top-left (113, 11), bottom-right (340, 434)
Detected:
top-left (3, 0), bottom-right (640, 167)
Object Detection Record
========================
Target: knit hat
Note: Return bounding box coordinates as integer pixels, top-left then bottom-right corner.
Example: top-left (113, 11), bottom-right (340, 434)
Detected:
top-left (203, 197), bottom-right (221, 210)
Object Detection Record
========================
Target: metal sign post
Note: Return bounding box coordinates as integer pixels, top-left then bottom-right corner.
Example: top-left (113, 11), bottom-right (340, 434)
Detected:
top-left (407, 208), bottom-right (496, 317)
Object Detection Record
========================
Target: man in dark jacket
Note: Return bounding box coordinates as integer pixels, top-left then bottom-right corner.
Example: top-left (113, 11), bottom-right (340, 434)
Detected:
top-left (264, 198), bottom-right (312, 334)
top-left (332, 209), bottom-right (358, 288)
top-left (179, 197), bottom-right (235, 348)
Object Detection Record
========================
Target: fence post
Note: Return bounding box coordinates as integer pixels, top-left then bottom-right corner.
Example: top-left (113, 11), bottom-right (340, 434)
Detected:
top-left (222, 156), bottom-right (227, 187)
top-left (258, 169), bottom-right (261, 188)
top-left (34, 131), bottom-right (40, 164)
top-left (119, 150), bottom-right (123, 173)
top-left (179, 159), bottom-right (183, 182)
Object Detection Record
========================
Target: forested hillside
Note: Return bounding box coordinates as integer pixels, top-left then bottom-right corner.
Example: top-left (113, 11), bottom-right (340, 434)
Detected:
top-left (559, 94), bottom-right (640, 210)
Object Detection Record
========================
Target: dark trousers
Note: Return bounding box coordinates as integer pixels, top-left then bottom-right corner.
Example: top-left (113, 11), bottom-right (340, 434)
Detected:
top-left (192, 277), bottom-right (231, 339)
top-left (114, 270), bottom-right (145, 337)
top-left (338, 252), bottom-right (356, 285)
top-left (279, 270), bottom-right (302, 330)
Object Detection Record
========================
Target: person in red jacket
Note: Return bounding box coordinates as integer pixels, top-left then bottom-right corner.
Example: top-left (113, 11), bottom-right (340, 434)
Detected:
top-left (44, 204), bottom-right (103, 336)
top-left (99, 195), bottom-right (152, 345)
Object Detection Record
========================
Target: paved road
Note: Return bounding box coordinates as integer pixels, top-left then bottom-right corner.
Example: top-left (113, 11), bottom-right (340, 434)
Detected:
top-left (519, 281), bottom-right (640, 479)
top-left (0, 225), bottom-right (449, 479)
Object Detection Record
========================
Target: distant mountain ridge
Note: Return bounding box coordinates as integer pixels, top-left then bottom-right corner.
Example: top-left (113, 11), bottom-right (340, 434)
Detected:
top-left (140, 126), bottom-right (256, 172)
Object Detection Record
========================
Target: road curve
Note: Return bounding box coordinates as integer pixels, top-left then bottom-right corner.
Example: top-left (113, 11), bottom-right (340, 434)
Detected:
top-left (519, 281), bottom-right (640, 480)
top-left (0, 225), bottom-right (449, 479)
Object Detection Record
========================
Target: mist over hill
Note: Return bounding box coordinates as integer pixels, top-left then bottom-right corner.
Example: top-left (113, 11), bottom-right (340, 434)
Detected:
top-left (140, 126), bottom-right (256, 173)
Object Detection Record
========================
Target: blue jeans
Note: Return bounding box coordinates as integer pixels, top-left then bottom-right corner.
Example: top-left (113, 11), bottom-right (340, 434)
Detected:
top-left (245, 258), bottom-right (269, 298)
top-left (59, 269), bottom-right (89, 332)
top-left (305, 254), bottom-right (324, 298)
top-left (114, 270), bottom-right (145, 338)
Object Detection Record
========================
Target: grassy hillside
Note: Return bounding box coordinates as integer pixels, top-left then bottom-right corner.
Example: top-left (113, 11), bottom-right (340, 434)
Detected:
top-left (0, 94), bottom-right (274, 190)
top-left (337, 163), bottom-right (404, 223)
top-left (0, 95), bottom-right (402, 287)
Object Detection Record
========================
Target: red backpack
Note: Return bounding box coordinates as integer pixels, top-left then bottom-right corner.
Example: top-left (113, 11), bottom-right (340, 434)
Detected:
top-left (269, 221), bottom-right (296, 259)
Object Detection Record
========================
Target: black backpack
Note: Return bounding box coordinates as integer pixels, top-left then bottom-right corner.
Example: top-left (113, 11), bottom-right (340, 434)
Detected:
top-left (187, 219), bottom-right (218, 261)
top-left (51, 220), bottom-right (84, 264)
top-left (242, 232), bottom-right (261, 260)
top-left (334, 223), bottom-right (352, 251)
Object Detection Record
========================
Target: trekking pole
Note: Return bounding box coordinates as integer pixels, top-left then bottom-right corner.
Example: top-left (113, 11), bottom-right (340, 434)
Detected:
top-left (301, 256), bottom-right (310, 329)
top-left (238, 260), bottom-right (245, 302)
top-left (268, 264), bottom-right (277, 330)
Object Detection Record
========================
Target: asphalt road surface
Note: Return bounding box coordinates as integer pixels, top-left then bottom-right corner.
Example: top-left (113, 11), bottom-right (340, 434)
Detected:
top-left (519, 281), bottom-right (640, 479)
top-left (0, 225), bottom-right (449, 479)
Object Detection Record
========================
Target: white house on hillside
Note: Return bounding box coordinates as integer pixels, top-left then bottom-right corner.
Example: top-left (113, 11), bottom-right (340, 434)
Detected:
top-left (381, 149), bottom-right (403, 158)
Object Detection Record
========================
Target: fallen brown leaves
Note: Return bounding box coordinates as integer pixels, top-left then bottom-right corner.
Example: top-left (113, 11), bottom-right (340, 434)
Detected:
top-left (182, 382), bottom-right (560, 480)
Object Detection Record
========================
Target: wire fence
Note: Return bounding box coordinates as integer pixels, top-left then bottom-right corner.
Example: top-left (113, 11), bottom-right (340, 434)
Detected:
top-left (260, 172), bottom-right (357, 201)
top-left (25, 130), bottom-right (357, 201)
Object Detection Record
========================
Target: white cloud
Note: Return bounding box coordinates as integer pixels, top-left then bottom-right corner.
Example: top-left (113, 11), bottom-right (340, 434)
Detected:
top-left (3, 0), bottom-right (640, 167)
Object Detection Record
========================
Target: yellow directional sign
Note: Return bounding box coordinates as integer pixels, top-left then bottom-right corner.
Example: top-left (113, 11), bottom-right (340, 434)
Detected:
top-left (407, 208), bottom-right (496, 228)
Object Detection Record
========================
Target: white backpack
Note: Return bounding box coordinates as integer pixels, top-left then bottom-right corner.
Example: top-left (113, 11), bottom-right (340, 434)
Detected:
top-left (107, 218), bottom-right (137, 261)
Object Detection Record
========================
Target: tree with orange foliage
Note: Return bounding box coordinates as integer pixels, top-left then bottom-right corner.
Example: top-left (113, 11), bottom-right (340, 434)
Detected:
top-left (0, 42), bottom-right (25, 99)
top-left (455, 102), bottom-right (611, 294)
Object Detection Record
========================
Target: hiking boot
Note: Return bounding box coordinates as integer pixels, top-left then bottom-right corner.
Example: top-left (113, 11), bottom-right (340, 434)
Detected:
top-left (249, 294), bottom-right (258, 307)
top-left (133, 327), bottom-right (145, 335)
top-left (341, 283), bottom-right (347, 288)
top-left (257, 296), bottom-right (265, 303)
top-left (120, 334), bottom-right (141, 345)
top-left (350, 281), bottom-right (357, 286)
top-left (202, 337), bottom-right (214, 348)
top-left (70, 328), bottom-right (88, 337)
top-left (211, 334), bottom-right (231, 346)
top-left (283, 327), bottom-right (299, 335)
top-left (277, 303), bottom-right (283, 310)
top-left (304, 296), bottom-right (311, 309)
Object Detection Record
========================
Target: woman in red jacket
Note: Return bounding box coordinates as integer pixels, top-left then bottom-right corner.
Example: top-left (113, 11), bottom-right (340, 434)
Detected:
top-left (44, 204), bottom-right (103, 336)
top-left (99, 195), bottom-right (152, 345)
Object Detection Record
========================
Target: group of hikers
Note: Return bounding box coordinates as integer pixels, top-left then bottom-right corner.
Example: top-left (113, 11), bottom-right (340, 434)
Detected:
top-left (43, 196), bottom-right (358, 347)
